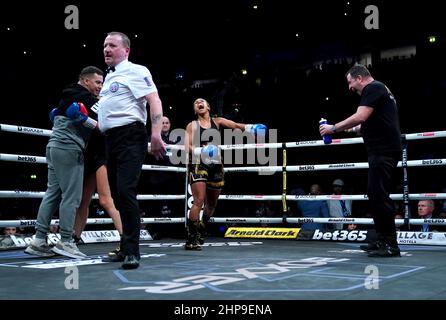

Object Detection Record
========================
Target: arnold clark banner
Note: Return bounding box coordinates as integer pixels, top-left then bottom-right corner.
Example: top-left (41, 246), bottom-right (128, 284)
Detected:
top-left (225, 227), bottom-right (300, 239)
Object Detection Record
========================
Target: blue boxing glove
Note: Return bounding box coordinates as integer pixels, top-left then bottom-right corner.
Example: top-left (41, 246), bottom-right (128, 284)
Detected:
top-left (49, 108), bottom-right (58, 123)
top-left (66, 102), bottom-right (97, 129)
top-left (200, 144), bottom-right (220, 166)
top-left (66, 102), bottom-right (88, 122)
top-left (245, 123), bottom-right (267, 138)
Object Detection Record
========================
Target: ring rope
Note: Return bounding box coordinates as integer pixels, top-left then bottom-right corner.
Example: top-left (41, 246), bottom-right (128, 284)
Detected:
top-left (0, 153), bottom-right (186, 172)
top-left (3, 123), bottom-right (446, 150)
top-left (224, 159), bottom-right (446, 173)
top-left (3, 153), bottom-right (445, 173)
top-left (2, 190), bottom-right (445, 201)
top-left (2, 122), bottom-right (446, 231)
top-left (1, 217), bottom-right (445, 228)
top-left (0, 191), bottom-right (185, 200)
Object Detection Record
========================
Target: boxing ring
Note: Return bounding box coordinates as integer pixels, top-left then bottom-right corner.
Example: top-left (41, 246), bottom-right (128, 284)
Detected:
top-left (1, 123), bottom-right (446, 300)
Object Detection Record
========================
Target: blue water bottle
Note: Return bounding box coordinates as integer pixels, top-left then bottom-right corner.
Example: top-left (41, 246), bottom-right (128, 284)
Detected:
top-left (319, 118), bottom-right (332, 144)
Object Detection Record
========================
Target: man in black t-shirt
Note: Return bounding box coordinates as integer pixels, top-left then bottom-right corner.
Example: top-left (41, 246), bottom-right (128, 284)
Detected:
top-left (319, 64), bottom-right (402, 257)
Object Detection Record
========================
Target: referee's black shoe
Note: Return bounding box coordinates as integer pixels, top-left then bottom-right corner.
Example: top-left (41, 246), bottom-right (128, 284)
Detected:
top-left (359, 240), bottom-right (381, 252)
top-left (122, 255), bottom-right (140, 269)
top-left (367, 243), bottom-right (401, 257)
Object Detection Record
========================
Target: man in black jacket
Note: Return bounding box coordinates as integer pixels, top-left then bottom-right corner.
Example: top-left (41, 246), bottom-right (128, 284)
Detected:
top-left (25, 66), bottom-right (103, 259)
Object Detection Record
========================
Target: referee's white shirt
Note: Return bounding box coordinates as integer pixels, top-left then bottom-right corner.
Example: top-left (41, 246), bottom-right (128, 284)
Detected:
top-left (97, 59), bottom-right (158, 133)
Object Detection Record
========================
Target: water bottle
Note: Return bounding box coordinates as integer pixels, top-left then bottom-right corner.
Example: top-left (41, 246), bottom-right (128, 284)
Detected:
top-left (319, 118), bottom-right (332, 144)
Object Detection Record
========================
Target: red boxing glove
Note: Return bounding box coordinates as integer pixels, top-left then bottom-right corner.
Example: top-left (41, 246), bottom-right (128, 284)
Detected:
top-left (77, 102), bottom-right (89, 117)
top-left (66, 102), bottom-right (97, 129)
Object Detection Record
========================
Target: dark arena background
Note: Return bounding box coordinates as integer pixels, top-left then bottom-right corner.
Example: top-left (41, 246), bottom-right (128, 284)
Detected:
top-left (0, 0), bottom-right (445, 314)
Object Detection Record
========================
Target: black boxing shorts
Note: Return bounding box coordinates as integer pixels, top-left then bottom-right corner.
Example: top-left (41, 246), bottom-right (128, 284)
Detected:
top-left (189, 163), bottom-right (224, 190)
top-left (84, 131), bottom-right (107, 176)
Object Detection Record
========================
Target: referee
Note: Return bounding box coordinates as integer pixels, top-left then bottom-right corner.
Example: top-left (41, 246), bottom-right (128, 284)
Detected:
top-left (98, 31), bottom-right (166, 269)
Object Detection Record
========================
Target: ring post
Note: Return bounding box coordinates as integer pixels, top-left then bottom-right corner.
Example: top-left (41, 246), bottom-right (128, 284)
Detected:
top-left (282, 143), bottom-right (288, 223)
top-left (401, 134), bottom-right (411, 230)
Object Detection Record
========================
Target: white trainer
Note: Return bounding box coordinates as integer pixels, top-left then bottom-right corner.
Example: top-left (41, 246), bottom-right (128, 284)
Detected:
top-left (51, 240), bottom-right (87, 259)
top-left (24, 238), bottom-right (55, 257)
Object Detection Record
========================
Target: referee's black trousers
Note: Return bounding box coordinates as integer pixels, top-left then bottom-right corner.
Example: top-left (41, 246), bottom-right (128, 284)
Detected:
top-left (367, 153), bottom-right (400, 246)
top-left (105, 122), bottom-right (148, 257)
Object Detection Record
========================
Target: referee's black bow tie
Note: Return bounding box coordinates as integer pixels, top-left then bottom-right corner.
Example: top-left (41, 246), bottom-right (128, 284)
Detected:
top-left (106, 66), bottom-right (115, 74)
